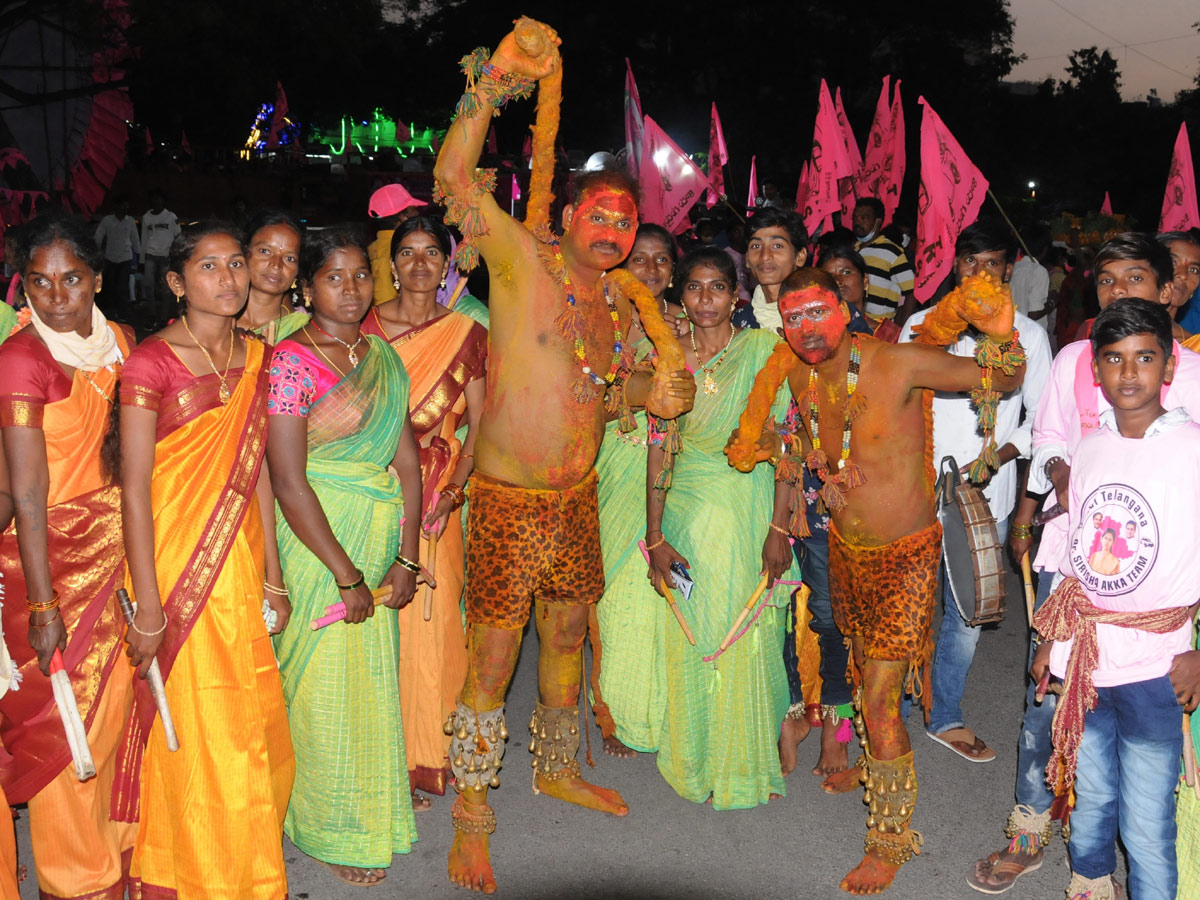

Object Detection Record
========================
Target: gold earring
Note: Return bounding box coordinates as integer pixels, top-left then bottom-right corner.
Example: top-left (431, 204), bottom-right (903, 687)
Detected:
top-left (440, 276), bottom-right (447, 290)
top-left (668, 279), bottom-right (674, 288)
top-left (290, 279), bottom-right (298, 290)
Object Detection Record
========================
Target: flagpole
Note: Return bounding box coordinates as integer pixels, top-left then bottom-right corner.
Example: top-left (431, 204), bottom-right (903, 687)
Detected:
top-left (986, 188), bottom-right (1034, 258)
top-left (720, 195), bottom-right (746, 224)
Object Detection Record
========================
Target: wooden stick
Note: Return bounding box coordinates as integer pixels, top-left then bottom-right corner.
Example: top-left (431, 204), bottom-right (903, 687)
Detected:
top-left (718, 572), bottom-right (771, 653)
top-left (987, 188), bottom-right (1033, 258)
top-left (116, 590), bottom-right (179, 752)
top-left (1184, 715), bottom-right (1197, 792)
top-left (49, 650), bottom-right (95, 780)
top-left (423, 531), bottom-right (439, 622)
top-left (311, 586), bottom-right (393, 630)
top-left (1021, 551), bottom-right (1036, 628)
top-left (444, 278), bottom-right (468, 311)
top-left (637, 540), bottom-right (696, 645)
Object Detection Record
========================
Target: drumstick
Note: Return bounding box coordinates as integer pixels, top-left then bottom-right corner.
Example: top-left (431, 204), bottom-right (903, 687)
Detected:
top-left (311, 586), bottom-right (393, 630)
top-left (444, 279), bottom-right (468, 311)
top-left (637, 541), bottom-right (696, 646)
top-left (1021, 551), bottom-right (1036, 627)
top-left (48, 650), bottom-right (96, 781)
top-left (424, 493), bottom-right (441, 622)
top-left (718, 572), bottom-right (771, 653)
top-left (116, 590), bottom-right (179, 752)
top-left (1184, 716), bottom-right (1197, 790)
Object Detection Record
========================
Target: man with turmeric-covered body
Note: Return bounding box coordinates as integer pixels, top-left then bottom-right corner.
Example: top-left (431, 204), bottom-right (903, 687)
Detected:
top-left (729, 268), bottom-right (1024, 894)
top-left (433, 18), bottom-right (692, 895)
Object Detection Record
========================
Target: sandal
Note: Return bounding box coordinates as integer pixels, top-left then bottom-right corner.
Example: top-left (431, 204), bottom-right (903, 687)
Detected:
top-left (965, 848), bottom-right (1043, 894)
top-left (927, 727), bottom-right (997, 763)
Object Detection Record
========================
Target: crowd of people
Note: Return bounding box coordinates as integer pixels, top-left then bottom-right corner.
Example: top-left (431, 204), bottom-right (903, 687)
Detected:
top-left (2, 17), bottom-right (1200, 900)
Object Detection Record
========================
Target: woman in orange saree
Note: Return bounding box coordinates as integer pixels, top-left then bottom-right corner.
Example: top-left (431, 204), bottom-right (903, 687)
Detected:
top-left (0, 214), bottom-right (135, 900)
top-left (362, 215), bottom-right (486, 804)
top-left (116, 222), bottom-right (293, 900)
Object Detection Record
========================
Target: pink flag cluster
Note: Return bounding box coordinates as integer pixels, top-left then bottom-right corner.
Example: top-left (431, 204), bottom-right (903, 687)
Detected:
top-left (1159, 123), bottom-right (1198, 232)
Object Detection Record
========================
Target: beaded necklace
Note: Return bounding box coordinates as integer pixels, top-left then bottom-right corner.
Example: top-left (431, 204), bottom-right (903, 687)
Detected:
top-left (550, 242), bottom-right (624, 403)
top-left (806, 334), bottom-right (866, 511)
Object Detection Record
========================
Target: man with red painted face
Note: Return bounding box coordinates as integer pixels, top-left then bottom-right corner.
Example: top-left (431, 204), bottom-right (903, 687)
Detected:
top-left (433, 18), bottom-right (693, 894)
top-left (728, 268), bottom-right (1024, 894)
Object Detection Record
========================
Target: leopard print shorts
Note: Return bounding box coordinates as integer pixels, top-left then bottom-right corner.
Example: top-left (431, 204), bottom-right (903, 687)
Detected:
top-left (828, 519), bottom-right (941, 664)
top-left (464, 470), bottom-right (605, 630)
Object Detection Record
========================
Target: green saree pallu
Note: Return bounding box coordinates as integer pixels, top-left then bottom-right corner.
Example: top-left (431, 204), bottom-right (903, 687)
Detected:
top-left (273, 335), bottom-right (417, 867)
top-left (653, 328), bottom-right (799, 810)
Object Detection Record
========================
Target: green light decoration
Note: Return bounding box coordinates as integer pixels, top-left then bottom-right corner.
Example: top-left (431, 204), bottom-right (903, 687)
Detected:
top-left (308, 109), bottom-right (442, 157)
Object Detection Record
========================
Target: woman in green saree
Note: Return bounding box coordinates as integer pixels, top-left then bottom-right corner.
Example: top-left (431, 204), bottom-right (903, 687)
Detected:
top-left (267, 226), bottom-right (426, 887)
top-left (646, 247), bottom-right (799, 810)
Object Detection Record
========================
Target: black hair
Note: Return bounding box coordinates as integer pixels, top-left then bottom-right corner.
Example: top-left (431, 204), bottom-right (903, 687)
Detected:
top-left (1093, 233), bottom-right (1173, 291)
top-left (1125, 520), bottom-right (1136, 528)
top-left (168, 220), bottom-right (244, 277)
top-left (854, 197), bottom-right (885, 220)
top-left (1090, 297), bottom-right (1174, 360)
top-left (819, 242), bottom-right (868, 277)
top-left (956, 219), bottom-right (1019, 268)
top-left (570, 167), bottom-right (641, 208)
top-left (12, 212), bottom-right (105, 274)
top-left (389, 215), bottom-right (452, 261)
top-left (244, 209), bottom-right (304, 246)
top-left (627, 223), bottom-right (678, 265)
top-left (1158, 230), bottom-right (1200, 250)
top-left (674, 246), bottom-right (737, 290)
top-left (299, 224), bottom-right (370, 286)
top-left (1021, 223), bottom-right (1052, 258)
top-left (746, 208), bottom-right (808, 253)
top-left (148, 188), bottom-right (166, 205)
top-left (1102, 527), bottom-right (1116, 539)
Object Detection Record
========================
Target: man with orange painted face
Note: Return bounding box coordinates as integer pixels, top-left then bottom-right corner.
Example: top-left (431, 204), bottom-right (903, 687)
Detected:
top-left (432, 18), bottom-right (693, 894)
top-left (727, 268), bottom-right (1024, 894)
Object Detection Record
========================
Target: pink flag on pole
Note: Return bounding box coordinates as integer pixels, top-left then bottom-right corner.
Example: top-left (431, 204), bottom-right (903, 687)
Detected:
top-left (266, 82), bottom-right (289, 149)
top-left (801, 80), bottom-right (855, 237)
top-left (705, 102), bottom-right (729, 209)
top-left (180, 130), bottom-right (192, 155)
top-left (913, 97), bottom-right (989, 302)
top-left (1159, 124), bottom-right (1199, 232)
top-left (747, 155), bottom-right (758, 214)
top-left (834, 87), bottom-right (862, 227)
top-left (624, 59), bottom-right (645, 178)
top-left (795, 160), bottom-right (812, 215)
top-left (859, 78), bottom-right (906, 226)
top-left (638, 115), bottom-right (711, 235)
top-left (144, 127), bottom-right (153, 156)
top-left (1100, 191), bottom-right (1112, 215)
top-left (883, 80), bottom-right (906, 225)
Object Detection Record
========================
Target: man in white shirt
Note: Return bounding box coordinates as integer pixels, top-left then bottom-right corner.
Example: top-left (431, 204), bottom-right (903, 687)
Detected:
top-left (94, 195), bottom-right (140, 321)
top-left (899, 219), bottom-right (1052, 762)
top-left (1008, 225), bottom-right (1051, 329)
top-left (139, 189), bottom-right (180, 325)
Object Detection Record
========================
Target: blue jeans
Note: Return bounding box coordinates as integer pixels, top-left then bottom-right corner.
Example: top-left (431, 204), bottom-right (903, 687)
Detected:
top-left (1014, 571), bottom-right (1060, 812)
top-left (782, 533), bottom-right (852, 708)
top-left (1068, 675), bottom-right (1181, 899)
top-left (927, 518), bottom-right (1008, 734)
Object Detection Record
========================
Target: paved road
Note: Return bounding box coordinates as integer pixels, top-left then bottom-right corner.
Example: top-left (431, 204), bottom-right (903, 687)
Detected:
top-left (17, 574), bottom-right (1106, 899)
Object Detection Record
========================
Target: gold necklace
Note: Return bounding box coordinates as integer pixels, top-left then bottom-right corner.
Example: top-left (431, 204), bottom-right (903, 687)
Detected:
top-left (182, 315), bottom-right (235, 404)
top-left (689, 321), bottom-right (737, 396)
top-left (310, 318), bottom-right (365, 367)
top-left (78, 370), bottom-right (115, 405)
top-left (302, 326), bottom-right (347, 378)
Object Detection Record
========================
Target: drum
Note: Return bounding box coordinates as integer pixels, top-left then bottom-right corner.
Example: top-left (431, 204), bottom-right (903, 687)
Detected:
top-left (935, 456), bottom-right (1007, 626)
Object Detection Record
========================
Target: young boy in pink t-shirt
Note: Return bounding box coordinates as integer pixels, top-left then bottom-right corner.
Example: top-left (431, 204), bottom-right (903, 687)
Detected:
top-left (1032, 298), bottom-right (1200, 900)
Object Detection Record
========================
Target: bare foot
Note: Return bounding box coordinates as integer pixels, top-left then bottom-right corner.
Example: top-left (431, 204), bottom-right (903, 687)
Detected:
top-left (448, 831), bottom-right (497, 894)
top-left (412, 790), bottom-right (433, 812)
top-left (813, 718), bottom-right (850, 776)
top-left (841, 852), bottom-right (902, 894)
top-left (536, 771), bottom-right (629, 815)
top-left (603, 735), bottom-right (637, 758)
top-left (324, 862), bottom-right (386, 886)
top-left (779, 716), bottom-right (812, 777)
top-left (822, 758), bottom-right (865, 794)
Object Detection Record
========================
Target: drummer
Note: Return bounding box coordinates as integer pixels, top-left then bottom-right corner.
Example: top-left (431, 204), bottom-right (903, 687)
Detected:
top-left (898, 219), bottom-right (1052, 762)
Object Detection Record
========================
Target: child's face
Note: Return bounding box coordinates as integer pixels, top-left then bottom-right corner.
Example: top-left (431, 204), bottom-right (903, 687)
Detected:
top-left (1092, 332), bottom-right (1176, 416)
top-left (1095, 258), bottom-right (1172, 308)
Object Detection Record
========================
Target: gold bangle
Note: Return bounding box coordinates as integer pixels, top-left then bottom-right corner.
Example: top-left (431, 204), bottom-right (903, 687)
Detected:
top-left (26, 592), bottom-right (60, 613)
top-left (769, 522), bottom-right (791, 537)
top-left (29, 609), bottom-right (62, 628)
top-left (394, 554), bottom-right (421, 574)
top-left (130, 611), bottom-right (168, 637)
top-left (264, 580), bottom-right (289, 595)
top-left (1011, 523), bottom-right (1033, 540)
top-left (335, 569), bottom-right (365, 591)
top-left (645, 534), bottom-right (667, 551)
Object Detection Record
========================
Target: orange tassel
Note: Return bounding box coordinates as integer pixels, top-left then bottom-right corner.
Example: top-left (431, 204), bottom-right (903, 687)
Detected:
top-left (726, 341), bottom-right (799, 473)
top-left (844, 392), bottom-right (868, 422)
top-left (839, 460), bottom-right (867, 489)
top-left (820, 480), bottom-right (847, 513)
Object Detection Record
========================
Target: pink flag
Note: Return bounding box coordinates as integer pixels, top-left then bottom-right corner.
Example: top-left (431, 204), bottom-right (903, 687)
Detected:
top-left (638, 115), bottom-right (711, 235)
top-left (624, 59), bottom-right (644, 178)
top-left (834, 87), bottom-right (862, 227)
top-left (883, 80), bottom-right (906, 225)
top-left (266, 82), bottom-right (289, 149)
top-left (705, 102), bottom-right (729, 209)
top-left (486, 125), bottom-right (498, 155)
top-left (859, 78), bottom-right (906, 226)
top-left (913, 97), bottom-right (989, 302)
top-left (511, 173), bottom-right (521, 202)
top-left (1100, 191), bottom-right (1112, 215)
top-left (144, 127), bottom-right (153, 156)
top-left (795, 160), bottom-right (812, 215)
top-left (801, 80), bottom-right (855, 237)
top-left (747, 155), bottom-right (758, 214)
top-left (180, 130), bottom-right (192, 155)
top-left (1159, 124), bottom-right (1199, 232)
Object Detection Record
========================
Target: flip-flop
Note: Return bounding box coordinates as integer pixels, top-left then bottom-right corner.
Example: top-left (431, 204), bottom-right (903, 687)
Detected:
top-left (965, 850), bottom-right (1043, 894)
top-left (927, 727), bottom-right (997, 763)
